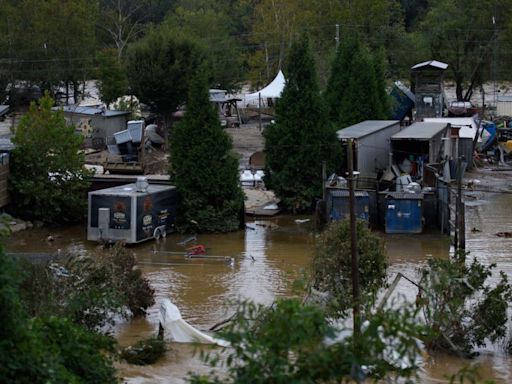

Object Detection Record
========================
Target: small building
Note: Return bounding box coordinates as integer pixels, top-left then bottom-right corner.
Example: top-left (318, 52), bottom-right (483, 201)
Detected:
top-left (325, 189), bottom-right (370, 222)
top-left (54, 105), bottom-right (130, 149)
top-left (497, 95), bottom-right (512, 117)
top-left (385, 192), bottom-right (423, 234)
top-left (411, 60), bottom-right (448, 120)
top-left (423, 117), bottom-right (478, 169)
top-left (336, 120), bottom-right (401, 187)
top-left (87, 179), bottom-right (177, 244)
top-left (390, 121), bottom-right (448, 180)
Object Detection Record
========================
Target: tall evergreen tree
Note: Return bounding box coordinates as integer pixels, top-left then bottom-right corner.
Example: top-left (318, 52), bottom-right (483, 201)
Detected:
top-left (169, 69), bottom-right (244, 232)
top-left (264, 35), bottom-right (340, 213)
top-left (325, 37), bottom-right (390, 129)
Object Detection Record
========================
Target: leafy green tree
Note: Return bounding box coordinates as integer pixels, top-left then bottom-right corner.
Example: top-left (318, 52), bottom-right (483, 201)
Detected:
top-left (163, 0), bottom-right (245, 90)
top-left (125, 29), bottom-right (204, 133)
top-left (310, 219), bottom-right (388, 317)
top-left (419, 251), bottom-right (512, 357)
top-left (263, 35), bottom-right (340, 213)
top-left (169, 69), bottom-right (244, 232)
top-left (189, 299), bottom-right (424, 383)
top-left (1, 0), bottom-right (97, 103)
top-left (9, 94), bottom-right (90, 223)
top-left (324, 36), bottom-right (390, 128)
top-left (419, 0), bottom-right (512, 101)
top-left (96, 48), bottom-right (128, 108)
top-left (0, 244), bottom-right (117, 383)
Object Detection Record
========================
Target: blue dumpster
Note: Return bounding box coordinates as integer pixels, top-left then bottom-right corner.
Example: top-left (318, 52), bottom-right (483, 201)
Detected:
top-left (385, 192), bottom-right (423, 233)
top-left (326, 189), bottom-right (370, 222)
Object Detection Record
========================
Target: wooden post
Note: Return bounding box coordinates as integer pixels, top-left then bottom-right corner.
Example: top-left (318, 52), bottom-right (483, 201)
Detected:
top-left (347, 139), bottom-right (360, 339)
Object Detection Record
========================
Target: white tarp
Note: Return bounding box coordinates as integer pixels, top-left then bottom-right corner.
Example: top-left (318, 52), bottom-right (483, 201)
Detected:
top-left (158, 299), bottom-right (229, 347)
top-left (244, 70), bottom-right (286, 101)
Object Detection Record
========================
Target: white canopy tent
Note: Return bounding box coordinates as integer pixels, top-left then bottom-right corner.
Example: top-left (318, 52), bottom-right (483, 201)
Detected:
top-left (242, 70), bottom-right (286, 107)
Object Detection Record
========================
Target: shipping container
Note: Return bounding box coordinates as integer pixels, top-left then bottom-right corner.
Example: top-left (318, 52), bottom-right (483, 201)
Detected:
top-left (326, 189), bottom-right (370, 222)
top-left (385, 192), bottom-right (423, 234)
top-left (88, 179), bottom-right (177, 244)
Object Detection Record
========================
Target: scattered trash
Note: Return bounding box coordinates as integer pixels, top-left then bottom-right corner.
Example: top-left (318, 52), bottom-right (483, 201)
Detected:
top-left (496, 232), bottom-right (512, 238)
top-left (177, 235), bottom-right (197, 246)
top-left (471, 227), bottom-right (481, 233)
top-left (294, 219), bottom-right (310, 224)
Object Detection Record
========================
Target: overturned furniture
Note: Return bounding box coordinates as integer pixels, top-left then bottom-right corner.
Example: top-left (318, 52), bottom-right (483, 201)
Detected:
top-left (88, 178), bottom-right (177, 244)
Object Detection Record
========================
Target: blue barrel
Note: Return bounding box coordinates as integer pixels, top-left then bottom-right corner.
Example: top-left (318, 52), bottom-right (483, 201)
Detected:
top-left (385, 192), bottom-right (423, 233)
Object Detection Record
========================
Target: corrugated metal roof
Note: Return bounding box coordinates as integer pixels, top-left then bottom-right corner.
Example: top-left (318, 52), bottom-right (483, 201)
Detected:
top-left (328, 189), bottom-right (369, 198)
top-left (391, 122), bottom-right (448, 140)
top-left (337, 120), bottom-right (400, 140)
top-left (386, 192), bottom-right (424, 200)
top-left (53, 106), bottom-right (130, 117)
top-left (411, 60), bottom-right (448, 70)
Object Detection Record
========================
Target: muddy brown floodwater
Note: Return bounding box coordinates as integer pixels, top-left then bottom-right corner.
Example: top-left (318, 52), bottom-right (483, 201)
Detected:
top-left (6, 179), bottom-right (512, 383)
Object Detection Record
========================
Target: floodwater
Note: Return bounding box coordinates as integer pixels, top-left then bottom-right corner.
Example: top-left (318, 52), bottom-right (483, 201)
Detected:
top-left (5, 185), bottom-right (512, 383)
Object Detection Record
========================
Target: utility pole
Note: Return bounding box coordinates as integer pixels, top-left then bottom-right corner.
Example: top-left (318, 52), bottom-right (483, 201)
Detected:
top-left (347, 139), bottom-right (360, 338)
top-left (456, 156), bottom-right (465, 255)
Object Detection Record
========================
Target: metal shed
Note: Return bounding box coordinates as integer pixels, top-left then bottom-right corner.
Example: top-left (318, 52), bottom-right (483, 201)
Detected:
top-left (53, 106), bottom-right (130, 149)
top-left (88, 180), bottom-right (177, 244)
top-left (390, 122), bottom-right (448, 179)
top-left (497, 95), bottom-right (512, 117)
top-left (336, 120), bottom-right (401, 187)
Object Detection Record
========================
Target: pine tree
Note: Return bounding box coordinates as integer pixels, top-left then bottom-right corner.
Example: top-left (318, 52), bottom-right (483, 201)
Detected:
top-left (325, 37), bottom-right (390, 129)
top-left (169, 69), bottom-right (244, 232)
top-left (264, 35), bottom-right (340, 213)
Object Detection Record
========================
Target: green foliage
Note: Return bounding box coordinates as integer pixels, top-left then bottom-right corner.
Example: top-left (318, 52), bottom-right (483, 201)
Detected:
top-left (96, 48), bottom-right (128, 108)
top-left (419, 252), bottom-right (512, 356)
top-left (189, 298), bottom-right (424, 383)
top-left (324, 36), bottom-right (390, 128)
top-left (310, 219), bottom-right (388, 317)
top-left (32, 316), bottom-right (118, 383)
top-left (0, 247), bottom-right (118, 383)
top-left (169, 69), bottom-right (244, 232)
top-left (263, 35), bottom-right (341, 213)
top-left (120, 337), bottom-right (166, 365)
top-left (19, 244), bottom-right (155, 331)
top-left (0, 0), bottom-right (97, 102)
top-left (419, 0), bottom-right (512, 100)
top-left (9, 93), bottom-right (91, 223)
top-left (163, 1), bottom-right (245, 90)
top-left (125, 29), bottom-right (204, 123)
